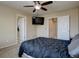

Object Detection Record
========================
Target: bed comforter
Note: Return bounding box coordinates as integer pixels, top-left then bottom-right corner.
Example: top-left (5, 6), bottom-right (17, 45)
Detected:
top-left (18, 37), bottom-right (71, 58)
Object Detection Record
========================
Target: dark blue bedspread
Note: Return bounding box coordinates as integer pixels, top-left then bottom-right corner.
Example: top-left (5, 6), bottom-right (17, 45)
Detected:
top-left (18, 37), bottom-right (71, 58)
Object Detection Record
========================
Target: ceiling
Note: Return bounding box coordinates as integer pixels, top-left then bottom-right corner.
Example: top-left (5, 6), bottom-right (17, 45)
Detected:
top-left (0, 1), bottom-right (79, 15)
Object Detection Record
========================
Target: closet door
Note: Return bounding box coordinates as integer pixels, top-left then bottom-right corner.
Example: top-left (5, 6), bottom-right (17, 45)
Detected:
top-left (57, 16), bottom-right (70, 40)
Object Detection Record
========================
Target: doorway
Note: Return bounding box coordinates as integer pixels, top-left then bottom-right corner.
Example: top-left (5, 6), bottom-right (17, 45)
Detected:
top-left (49, 18), bottom-right (57, 38)
top-left (17, 16), bottom-right (27, 44)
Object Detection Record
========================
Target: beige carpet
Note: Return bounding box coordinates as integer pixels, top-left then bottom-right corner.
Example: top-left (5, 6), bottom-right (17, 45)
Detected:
top-left (0, 44), bottom-right (30, 58)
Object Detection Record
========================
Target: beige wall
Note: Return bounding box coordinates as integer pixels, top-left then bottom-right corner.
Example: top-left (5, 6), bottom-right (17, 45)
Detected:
top-left (27, 16), bottom-right (36, 40)
top-left (0, 5), bottom-right (36, 49)
top-left (36, 18), bottom-right (49, 37)
top-left (36, 7), bottom-right (79, 38)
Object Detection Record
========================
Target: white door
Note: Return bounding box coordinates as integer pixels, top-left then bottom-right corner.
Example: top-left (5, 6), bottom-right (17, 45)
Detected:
top-left (57, 16), bottom-right (70, 40)
top-left (18, 17), bottom-right (26, 43)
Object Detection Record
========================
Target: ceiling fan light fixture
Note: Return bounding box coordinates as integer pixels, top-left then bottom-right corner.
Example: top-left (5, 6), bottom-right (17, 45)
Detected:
top-left (24, 1), bottom-right (53, 13)
top-left (34, 4), bottom-right (41, 10)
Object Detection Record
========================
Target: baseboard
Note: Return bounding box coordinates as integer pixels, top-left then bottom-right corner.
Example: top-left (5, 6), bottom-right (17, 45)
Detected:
top-left (0, 42), bottom-right (18, 49)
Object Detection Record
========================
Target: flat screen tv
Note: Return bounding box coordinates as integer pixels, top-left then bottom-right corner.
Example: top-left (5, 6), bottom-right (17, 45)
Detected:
top-left (32, 17), bottom-right (44, 25)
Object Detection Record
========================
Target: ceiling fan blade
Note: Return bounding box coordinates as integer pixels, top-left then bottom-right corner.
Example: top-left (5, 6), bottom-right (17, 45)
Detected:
top-left (37, 1), bottom-right (40, 4)
top-left (33, 9), bottom-right (36, 12)
top-left (41, 7), bottom-right (47, 11)
top-left (41, 1), bottom-right (53, 6)
top-left (33, 1), bottom-right (37, 4)
top-left (24, 5), bottom-right (33, 7)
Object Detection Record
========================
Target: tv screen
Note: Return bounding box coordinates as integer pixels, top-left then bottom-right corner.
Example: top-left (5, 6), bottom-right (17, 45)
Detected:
top-left (32, 17), bottom-right (44, 25)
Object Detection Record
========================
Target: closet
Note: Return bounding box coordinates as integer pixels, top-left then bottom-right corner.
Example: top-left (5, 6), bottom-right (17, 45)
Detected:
top-left (49, 16), bottom-right (70, 40)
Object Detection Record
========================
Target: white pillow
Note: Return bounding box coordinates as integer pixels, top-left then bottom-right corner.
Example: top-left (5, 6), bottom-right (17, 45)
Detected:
top-left (72, 34), bottom-right (79, 41)
top-left (68, 36), bottom-right (79, 57)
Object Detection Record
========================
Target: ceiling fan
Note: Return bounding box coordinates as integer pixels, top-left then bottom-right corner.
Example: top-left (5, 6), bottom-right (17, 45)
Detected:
top-left (24, 1), bottom-right (53, 13)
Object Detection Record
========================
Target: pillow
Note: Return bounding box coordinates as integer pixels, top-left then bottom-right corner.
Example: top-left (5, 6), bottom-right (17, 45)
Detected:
top-left (72, 34), bottom-right (79, 41)
top-left (68, 34), bottom-right (79, 57)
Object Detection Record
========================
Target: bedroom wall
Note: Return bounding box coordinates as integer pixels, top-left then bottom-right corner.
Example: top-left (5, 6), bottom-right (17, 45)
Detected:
top-left (0, 5), bottom-right (36, 49)
top-left (36, 7), bottom-right (79, 38)
top-left (27, 16), bottom-right (37, 40)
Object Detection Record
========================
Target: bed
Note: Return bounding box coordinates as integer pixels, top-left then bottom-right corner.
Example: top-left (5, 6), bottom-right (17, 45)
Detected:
top-left (18, 37), bottom-right (71, 58)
